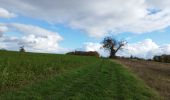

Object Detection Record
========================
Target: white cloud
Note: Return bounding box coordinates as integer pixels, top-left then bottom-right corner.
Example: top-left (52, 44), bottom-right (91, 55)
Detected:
top-left (0, 23), bottom-right (67, 53)
top-left (83, 42), bottom-right (109, 57)
top-left (9, 23), bottom-right (66, 53)
top-left (117, 39), bottom-right (158, 58)
top-left (0, 7), bottom-right (16, 18)
top-left (118, 39), bottom-right (170, 59)
top-left (1, 0), bottom-right (170, 37)
top-left (0, 23), bottom-right (8, 36)
top-left (0, 42), bottom-right (6, 49)
top-left (0, 23), bottom-right (8, 49)
top-left (0, 36), bottom-right (19, 50)
top-left (84, 42), bottom-right (101, 52)
top-left (84, 39), bottom-right (170, 59)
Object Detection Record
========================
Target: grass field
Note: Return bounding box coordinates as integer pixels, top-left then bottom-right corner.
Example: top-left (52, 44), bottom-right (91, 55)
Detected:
top-left (117, 59), bottom-right (170, 100)
top-left (0, 50), bottom-right (159, 100)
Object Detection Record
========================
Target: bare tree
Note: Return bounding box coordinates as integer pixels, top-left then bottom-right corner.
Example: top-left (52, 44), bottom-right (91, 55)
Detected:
top-left (102, 36), bottom-right (127, 58)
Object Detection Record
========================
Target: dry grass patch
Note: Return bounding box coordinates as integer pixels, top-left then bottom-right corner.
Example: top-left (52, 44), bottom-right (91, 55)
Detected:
top-left (117, 59), bottom-right (170, 100)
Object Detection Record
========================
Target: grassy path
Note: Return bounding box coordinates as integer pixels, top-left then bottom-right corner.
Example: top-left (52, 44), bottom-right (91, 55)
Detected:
top-left (0, 51), bottom-right (159, 100)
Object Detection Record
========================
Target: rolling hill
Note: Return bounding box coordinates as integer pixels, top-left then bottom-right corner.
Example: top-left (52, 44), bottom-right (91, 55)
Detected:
top-left (0, 50), bottom-right (159, 100)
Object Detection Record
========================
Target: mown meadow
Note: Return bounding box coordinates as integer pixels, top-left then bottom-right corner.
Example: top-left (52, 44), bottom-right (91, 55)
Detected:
top-left (0, 50), bottom-right (159, 100)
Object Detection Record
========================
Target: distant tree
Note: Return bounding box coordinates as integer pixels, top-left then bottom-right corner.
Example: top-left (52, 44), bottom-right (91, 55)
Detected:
top-left (19, 46), bottom-right (25, 53)
top-left (153, 55), bottom-right (170, 63)
top-left (0, 48), bottom-right (7, 51)
top-left (130, 55), bottom-right (134, 59)
top-left (102, 36), bottom-right (127, 58)
top-left (153, 56), bottom-right (159, 62)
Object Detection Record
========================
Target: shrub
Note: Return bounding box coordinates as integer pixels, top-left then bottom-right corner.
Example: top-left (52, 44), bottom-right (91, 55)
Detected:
top-left (153, 55), bottom-right (170, 63)
top-left (66, 51), bottom-right (100, 57)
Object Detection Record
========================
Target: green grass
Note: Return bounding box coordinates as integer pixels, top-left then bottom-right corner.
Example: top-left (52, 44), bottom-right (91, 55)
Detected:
top-left (0, 50), bottom-right (159, 100)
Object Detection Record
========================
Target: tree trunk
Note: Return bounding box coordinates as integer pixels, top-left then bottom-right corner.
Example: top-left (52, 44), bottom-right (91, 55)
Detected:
top-left (109, 48), bottom-right (116, 58)
top-left (109, 45), bottom-right (123, 59)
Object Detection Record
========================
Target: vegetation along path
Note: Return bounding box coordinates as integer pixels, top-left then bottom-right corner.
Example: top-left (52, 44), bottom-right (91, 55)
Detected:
top-left (117, 59), bottom-right (170, 100)
top-left (0, 51), bottom-right (159, 100)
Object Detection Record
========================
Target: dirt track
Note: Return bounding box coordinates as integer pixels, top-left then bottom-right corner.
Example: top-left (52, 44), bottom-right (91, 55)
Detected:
top-left (117, 59), bottom-right (170, 100)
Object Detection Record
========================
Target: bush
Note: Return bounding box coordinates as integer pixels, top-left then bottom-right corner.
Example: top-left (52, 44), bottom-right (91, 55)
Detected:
top-left (66, 51), bottom-right (100, 57)
top-left (153, 55), bottom-right (170, 63)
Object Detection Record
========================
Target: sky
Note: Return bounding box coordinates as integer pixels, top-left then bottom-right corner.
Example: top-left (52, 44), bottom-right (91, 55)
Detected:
top-left (0, 0), bottom-right (170, 59)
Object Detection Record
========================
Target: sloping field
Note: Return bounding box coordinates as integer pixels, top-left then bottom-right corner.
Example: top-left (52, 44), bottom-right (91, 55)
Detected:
top-left (117, 59), bottom-right (170, 100)
top-left (0, 51), bottom-right (159, 100)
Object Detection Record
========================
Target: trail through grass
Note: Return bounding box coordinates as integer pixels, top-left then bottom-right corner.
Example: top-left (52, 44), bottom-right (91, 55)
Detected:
top-left (0, 50), bottom-right (159, 100)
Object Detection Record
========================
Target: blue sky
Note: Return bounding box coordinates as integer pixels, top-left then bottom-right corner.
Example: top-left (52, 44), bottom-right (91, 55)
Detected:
top-left (1, 0), bottom-right (170, 58)
top-left (0, 15), bottom-right (102, 49)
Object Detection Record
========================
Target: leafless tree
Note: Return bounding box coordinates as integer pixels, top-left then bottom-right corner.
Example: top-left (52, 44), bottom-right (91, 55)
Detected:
top-left (102, 36), bottom-right (127, 58)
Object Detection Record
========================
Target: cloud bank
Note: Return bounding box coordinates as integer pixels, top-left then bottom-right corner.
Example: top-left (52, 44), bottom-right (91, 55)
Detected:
top-left (85, 39), bottom-right (170, 59)
top-left (0, 23), bottom-right (67, 53)
top-left (1, 0), bottom-right (170, 37)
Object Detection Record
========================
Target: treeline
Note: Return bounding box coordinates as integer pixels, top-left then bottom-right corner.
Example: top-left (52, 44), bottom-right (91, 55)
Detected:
top-left (153, 55), bottom-right (170, 63)
top-left (66, 51), bottom-right (100, 57)
top-left (122, 54), bottom-right (170, 63)
top-left (118, 56), bottom-right (146, 61)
